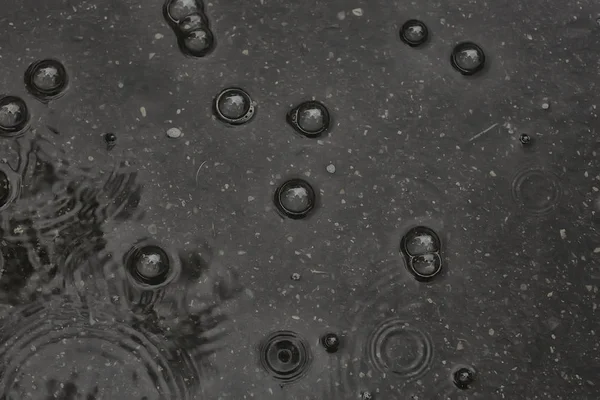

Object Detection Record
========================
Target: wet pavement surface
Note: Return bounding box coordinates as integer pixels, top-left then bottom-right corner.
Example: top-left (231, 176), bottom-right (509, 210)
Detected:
top-left (0, 0), bottom-right (599, 399)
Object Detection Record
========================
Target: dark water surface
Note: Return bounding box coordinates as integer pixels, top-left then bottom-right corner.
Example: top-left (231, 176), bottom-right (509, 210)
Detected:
top-left (0, 0), bottom-right (599, 399)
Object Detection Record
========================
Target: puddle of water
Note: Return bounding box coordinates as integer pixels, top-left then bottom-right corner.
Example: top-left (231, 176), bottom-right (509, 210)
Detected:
top-left (0, 134), bottom-right (242, 399)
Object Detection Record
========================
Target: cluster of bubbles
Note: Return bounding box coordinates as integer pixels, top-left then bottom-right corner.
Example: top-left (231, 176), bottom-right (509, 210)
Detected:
top-left (212, 92), bottom-right (329, 221)
top-left (164, 0), bottom-right (215, 57)
top-left (399, 19), bottom-right (486, 75)
top-left (0, 59), bottom-right (68, 139)
top-left (400, 226), bottom-right (443, 281)
top-left (259, 330), bottom-right (340, 384)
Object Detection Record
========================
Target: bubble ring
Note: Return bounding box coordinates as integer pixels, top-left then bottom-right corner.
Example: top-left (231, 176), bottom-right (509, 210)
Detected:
top-left (367, 318), bottom-right (433, 379)
top-left (214, 88), bottom-right (255, 125)
top-left (259, 330), bottom-right (311, 384)
top-left (511, 166), bottom-right (561, 215)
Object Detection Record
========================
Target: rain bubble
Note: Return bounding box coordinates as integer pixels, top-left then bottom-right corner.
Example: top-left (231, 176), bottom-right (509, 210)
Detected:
top-left (453, 366), bottom-right (476, 389)
top-left (178, 13), bottom-right (207, 34)
top-left (287, 101), bottom-right (330, 137)
top-left (399, 19), bottom-right (429, 47)
top-left (401, 226), bottom-right (441, 256)
top-left (214, 88), bottom-right (255, 125)
top-left (165, 0), bottom-right (200, 22)
top-left (124, 241), bottom-right (180, 287)
top-left (104, 132), bottom-right (117, 143)
top-left (274, 179), bottom-right (316, 219)
top-left (259, 331), bottom-right (311, 383)
top-left (519, 133), bottom-right (532, 145)
top-left (104, 132), bottom-right (117, 150)
top-left (321, 333), bottom-right (341, 353)
top-left (451, 42), bottom-right (486, 75)
top-left (0, 96), bottom-right (29, 137)
top-left (182, 29), bottom-right (214, 57)
top-left (409, 253), bottom-right (442, 279)
top-left (24, 59), bottom-right (68, 100)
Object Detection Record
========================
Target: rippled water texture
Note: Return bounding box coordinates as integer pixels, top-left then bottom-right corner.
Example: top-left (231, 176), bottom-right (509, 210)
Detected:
top-left (0, 136), bottom-right (242, 399)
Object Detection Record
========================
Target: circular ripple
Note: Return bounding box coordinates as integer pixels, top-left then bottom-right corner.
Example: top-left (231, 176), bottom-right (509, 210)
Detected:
top-left (0, 302), bottom-right (184, 399)
top-left (24, 59), bottom-right (68, 100)
top-left (287, 101), bottom-right (330, 137)
top-left (401, 226), bottom-right (441, 256)
top-left (511, 167), bottom-right (561, 215)
top-left (214, 88), bottom-right (255, 125)
top-left (259, 330), bottom-right (311, 383)
top-left (124, 240), bottom-right (181, 289)
top-left (182, 28), bottom-right (214, 57)
top-left (165, 0), bottom-right (200, 22)
top-left (451, 42), bottom-right (486, 75)
top-left (367, 318), bottom-right (433, 379)
top-left (399, 19), bottom-right (429, 47)
top-left (0, 95), bottom-right (29, 137)
top-left (274, 179), bottom-right (316, 219)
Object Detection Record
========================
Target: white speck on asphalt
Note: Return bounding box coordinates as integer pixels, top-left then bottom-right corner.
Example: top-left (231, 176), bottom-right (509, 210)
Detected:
top-left (352, 8), bottom-right (363, 16)
top-left (326, 164), bottom-right (336, 174)
top-left (167, 127), bottom-right (182, 138)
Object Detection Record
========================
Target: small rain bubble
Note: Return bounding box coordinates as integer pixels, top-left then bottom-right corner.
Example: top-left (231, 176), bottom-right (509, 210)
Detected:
top-left (402, 226), bottom-right (441, 256)
top-left (24, 59), bottom-right (68, 101)
top-left (178, 13), bottom-right (207, 34)
top-left (104, 132), bottom-right (117, 143)
top-left (124, 241), bottom-right (179, 287)
top-left (400, 19), bottom-right (429, 47)
top-left (409, 253), bottom-right (442, 279)
top-left (166, 0), bottom-right (199, 22)
top-left (519, 133), bottom-right (532, 145)
top-left (453, 366), bottom-right (476, 389)
top-left (451, 42), bottom-right (486, 75)
top-left (291, 272), bottom-right (301, 281)
top-left (214, 88), bottom-right (255, 125)
top-left (0, 95), bottom-right (30, 137)
top-left (321, 333), bottom-right (340, 353)
top-left (182, 29), bottom-right (214, 57)
top-left (274, 179), bottom-right (316, 219)
top-left (287, 101), bottom-right (331, 138)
